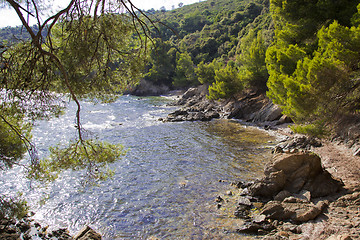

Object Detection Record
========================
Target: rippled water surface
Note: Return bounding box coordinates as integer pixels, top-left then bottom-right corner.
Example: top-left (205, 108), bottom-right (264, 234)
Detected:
top-left (1, 95), bottom-right (277, 239)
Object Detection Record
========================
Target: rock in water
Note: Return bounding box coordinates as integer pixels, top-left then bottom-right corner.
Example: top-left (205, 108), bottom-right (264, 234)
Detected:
top-left (74, 226), bottom-right (102, 240)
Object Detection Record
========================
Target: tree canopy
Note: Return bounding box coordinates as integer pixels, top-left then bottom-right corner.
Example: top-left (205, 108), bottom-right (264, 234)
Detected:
top-left (266, 0), bottom-right (360, 135)
top-left (0, 0), bottom-right (151, 187)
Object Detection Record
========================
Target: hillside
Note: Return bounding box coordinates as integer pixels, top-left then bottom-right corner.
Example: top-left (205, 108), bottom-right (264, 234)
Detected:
top-left (135, 0), bottom-right (272, 92)
top-left (0, 25), bottom-right (40, 44)
top-left (148, 0), bottom-right (271, 63)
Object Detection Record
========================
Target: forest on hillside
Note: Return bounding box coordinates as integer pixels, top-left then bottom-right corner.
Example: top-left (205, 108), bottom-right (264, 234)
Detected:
top-left (2, 0), bottom-right (360, 136)
top-left (143, 0), bottom-right (271, 89)
top-left (1, 0), bottom-right (360, 135)
top-left (142, 0), bottom-right (360, 137)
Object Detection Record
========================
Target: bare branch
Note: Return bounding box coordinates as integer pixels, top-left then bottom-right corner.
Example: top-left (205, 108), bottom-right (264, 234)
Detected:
top-left (5, 0), bottom-right (36, 39)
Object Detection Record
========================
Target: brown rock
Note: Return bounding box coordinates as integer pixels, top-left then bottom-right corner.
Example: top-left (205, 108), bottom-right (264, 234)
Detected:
top-left (294, 204), bottom-right (322, 222)
top-left (234, 204), bottom-right (251, 218)
top-left (326, 235), bottom-right (352, 240)
top-left (264, 153), bottom-right (322, 179)
top-left (274, 190), bottom-right (292, 201)
top-left (277, 115), bottom-right (292, 125)
top-left (281, 222), bottom-right (298, 233)
top-left (253, 152), bottom-right (343, 198)
top-left (283, 196), bottom-right (308, 204)
top-left (260, 201), bottom-right (289, 220)
top-left (303, 171), bottom-right (344, 198)
top-left (253, 214), bottom-right (266, 223)
top-left (249, 170), bottom-right (286, 198)
top-left (251, 101), bottom-right (283, 122)
top-left (74, 226), bottom-right (101, 240)
top-left (0, 233), bottom-right (20, 240)
top-left (299, 190), bottom-right (312, 202)
top-left (261, 199), bottom-right (327, 223)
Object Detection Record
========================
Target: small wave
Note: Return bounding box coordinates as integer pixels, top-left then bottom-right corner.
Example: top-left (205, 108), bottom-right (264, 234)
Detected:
top-left (88, 110), bottom-right (109, 114)
top-left (82, 121), bottom-right (115, 130)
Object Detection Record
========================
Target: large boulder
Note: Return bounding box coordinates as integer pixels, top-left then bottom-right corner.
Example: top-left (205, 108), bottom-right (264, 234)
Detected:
top-left (174, 85), bottom-right (209, 106)
top-left (249, 152), bottom-right (343, 198)
top-left (303, 170), bottom-right (345, 198)
top-left (265, 153), bottom-right (323, 193)
top-left (235, 152), bottom-right (345, 235)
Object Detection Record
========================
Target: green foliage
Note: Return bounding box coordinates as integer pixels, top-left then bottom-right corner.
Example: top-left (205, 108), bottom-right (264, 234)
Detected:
top-left (195, 59), bottom-right (224, 84)
top-left (0, 193), bottom-right (29, 219)
top-left (180, 10), bottom-right (208, 33)
top-left (0, 25), bottom-right (41, 44)
top-left (0, 111), bottom-right (31, 169)
top-left (145, 39), bottom-right (177, 86)
top-left (28, 139), bottom-right (126, 183)
top-left (208, 63), bottom-right (243, 100)
top-left (173, 51), bottom-right (198, 87)
top-left (52, 15), bottom-right (145, 101)
top-left (317, 21), bottom-right (360, 69)
top-left (146, 0), bottom-right (269, 70)
top-left (0, 0), bottom-right (151, 220)
top-left (266, 0), bottom-right (360, 134)
top-left (352, 4), bottom-right (360, 26)
top-left (266, 44), bottom-right (307, 107)
top-left (237, 29), bottom-right (269, 91)
top-left (270, 0), bottom-right (359, 47)
top-left (141, 0), bottom-right (274, 95)
top-left (290, 122), bottom-right (328, 138)
top-left (0, 3), bottom-right (149, 189)
top-left (0, 13), bottom-right (144, 183)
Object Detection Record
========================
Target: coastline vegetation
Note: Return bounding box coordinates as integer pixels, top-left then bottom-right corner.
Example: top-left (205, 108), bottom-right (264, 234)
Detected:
top-left (1, 0), bottom-right (360, 221)
top-left (142, 0), bottom-right (360, 137)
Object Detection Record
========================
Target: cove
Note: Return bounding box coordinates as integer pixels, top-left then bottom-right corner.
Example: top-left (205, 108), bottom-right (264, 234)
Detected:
top-left (0, 95), bottom-right (276, 239)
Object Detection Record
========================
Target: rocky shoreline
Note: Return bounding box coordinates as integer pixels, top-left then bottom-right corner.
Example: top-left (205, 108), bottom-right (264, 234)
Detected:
top-left (162, 86), bottom-right (360, 239)
top-left (0, 215), bottom-right (101, 240)
top-left (214, 136), bottom-right (360, 240)
top-left (160, 85), bottom-right (291, 127)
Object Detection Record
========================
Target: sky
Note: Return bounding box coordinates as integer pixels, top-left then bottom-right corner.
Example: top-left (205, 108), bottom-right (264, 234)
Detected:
top-left (0, 0), bottom-right (201, 28)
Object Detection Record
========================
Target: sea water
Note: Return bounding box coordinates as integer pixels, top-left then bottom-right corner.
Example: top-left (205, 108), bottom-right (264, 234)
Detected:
top-left (0, 95), bottom-right (276, 239)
